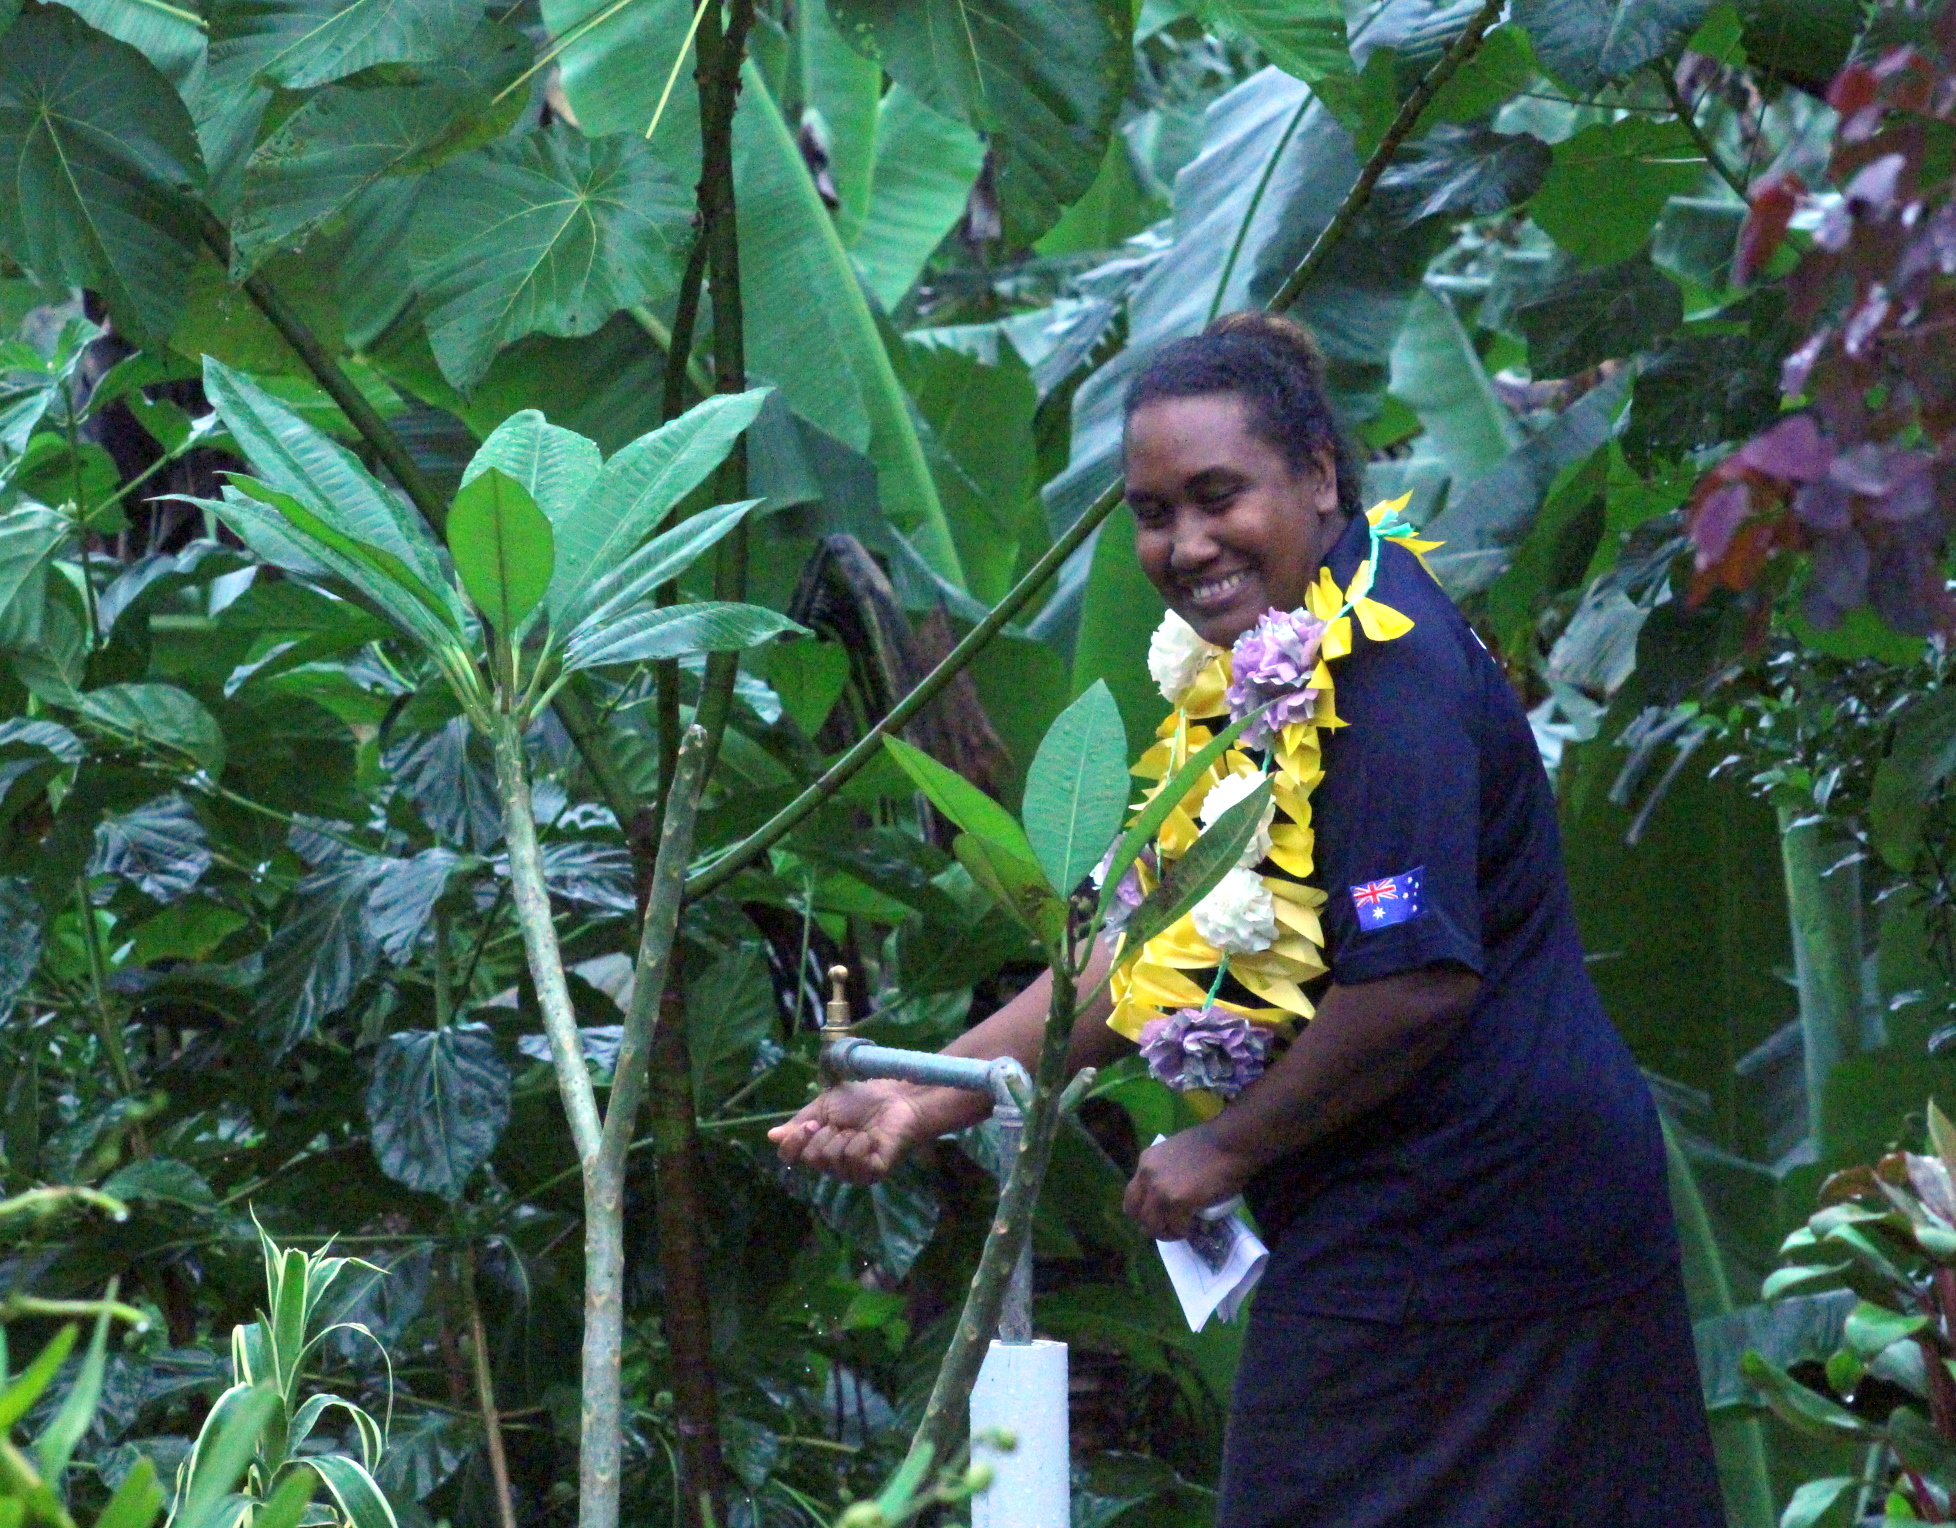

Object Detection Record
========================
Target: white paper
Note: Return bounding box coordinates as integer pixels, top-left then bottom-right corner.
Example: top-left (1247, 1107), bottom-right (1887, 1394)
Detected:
top-left (1149, 1137), bottom-right (1269, 1331)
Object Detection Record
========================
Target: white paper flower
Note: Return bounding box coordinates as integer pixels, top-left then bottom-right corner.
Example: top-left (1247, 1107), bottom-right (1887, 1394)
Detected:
top-left (1148, 611), bottom-right (1222, 706)
top-left (1190, 866), bottom-right (1278, 955)
top-left (1198, 771), bottom-right (1275, 868)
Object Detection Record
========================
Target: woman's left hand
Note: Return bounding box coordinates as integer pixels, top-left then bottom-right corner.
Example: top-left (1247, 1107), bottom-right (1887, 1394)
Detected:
top-left (1123, 1127), bottom-right (1255, 1241)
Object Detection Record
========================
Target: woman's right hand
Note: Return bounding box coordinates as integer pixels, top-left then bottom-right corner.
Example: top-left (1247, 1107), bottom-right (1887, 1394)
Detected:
top-left (768, 1080), bottom-right (928, 1184)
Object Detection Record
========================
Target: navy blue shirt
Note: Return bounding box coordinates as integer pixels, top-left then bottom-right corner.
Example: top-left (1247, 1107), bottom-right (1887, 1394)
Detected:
top-left (1242, 512), bottom-right (1675, 1323)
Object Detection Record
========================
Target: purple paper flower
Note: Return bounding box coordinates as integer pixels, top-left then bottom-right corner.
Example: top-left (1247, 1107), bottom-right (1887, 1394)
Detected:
top-left (1095, 842), bottom-right (1155, 934)
top-left (1225, 608), bottom-right (1327, 747)
top-left (1138, 1007), bottom-right (1274, 1098)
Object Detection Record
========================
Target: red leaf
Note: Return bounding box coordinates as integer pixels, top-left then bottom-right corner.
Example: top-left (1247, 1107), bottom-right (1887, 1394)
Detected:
top-left (1736, 172), bottom-right (1804, 284)
top-left (1735, 413), bottom-right (1831, 482)
top-left (1829, 64), bottom-right (1878, 117)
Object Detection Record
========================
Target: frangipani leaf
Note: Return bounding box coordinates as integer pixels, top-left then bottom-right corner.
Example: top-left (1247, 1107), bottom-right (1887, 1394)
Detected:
top-left (560, 602), bottom-right (806, 673)
top-left (1120, 779), bottom-right (1273, 955)
top-left (1023, 681), bottom-right (1130, 897)
top-left (884, 735), bottom-right (1035, 863)
top-left (446, 467), bottom-right (554, 634)
top-left (547, 390), bottom-right (768, 623)
top-left (462, 409), bottom-right (602, 526)
top-left (563, 498), bottom-right (764, 639)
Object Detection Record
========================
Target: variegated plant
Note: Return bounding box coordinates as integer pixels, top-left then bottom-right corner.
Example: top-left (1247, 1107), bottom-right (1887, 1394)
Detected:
top-left (170, 1225), bottom-right (392, 1528)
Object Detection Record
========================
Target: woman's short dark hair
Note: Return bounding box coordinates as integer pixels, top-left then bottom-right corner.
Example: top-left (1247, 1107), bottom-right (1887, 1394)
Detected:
top-left (1124, 312), bottom-right (1362, 519)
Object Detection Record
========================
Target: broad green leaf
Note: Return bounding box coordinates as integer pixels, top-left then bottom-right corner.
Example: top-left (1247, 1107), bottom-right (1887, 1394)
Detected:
top-left (1737, 0), bottom-right (1859, 90)
top-left (1843, 1300), bottom-right (1928, 1358)
top-left (35, 1296), bottom-right (113, 1485)
top-left (1070, 507), bottom-right (1166, 757)
top-left (543, 0), bottom-right (699, 142)
top-left (366, 1023), bottom-right (509, 1201)
top-left (1513, 0), bottom-right (1709, 92)
top-left (0, 1326), bottom-right (76, 1430)
top-left (560, 601), bottom-right (807, 673)
top-left (1119, 779), bottom-right (1273, 955)
top-left (1870, 691), bottom-right (1956, 871)
top-left (902, 338), bottom-right (1039, 604)
top-left (1203, 0), bottom-right (1355, 107)
top-left (1023, 681), bottom-right (1130, 897)
top-left (1529, 119), bottom-right (1705, 268)
top-left (1377, 125), bottom-right (1552, 227)
top-left (849, 85), bottom-right (985, 311)
top-left (101, 1157), bottom-right (216, 1209)
top-left (1778, 1477), bottom-right (1854, 1528)
top-left (548, 390), bottom-right (769, 622)
top-left (1097, 701), bottom-right (1273, 923)
top-left (1388, 286), bottom-right (1521, 482)
top-left (0, 877), bottom-right (43, 1021)
top-left (0, 507), bottom-right (68, 623)
top-left (93, 1455), bottom-right (165, 1528)
top-left (828, 0), bottom-right (1133, 247)
top-left (1621, 305), bottom-right (1787, 473)
top-left (806, 0), bottom-right (880, 239)
top-left (1890, 1406), bottom-right (1956, 1489)
top-left (408, 124), bottom-right (691, 390)
top-left (0, 8), bottom-right (204, 342)
top-left (884, 735), bottom-right (1035, 862)
top-left (211, 0), bottom-right (482, 90)
top-left (74, 683), bottom-right (225, 778)
top-left (232, 23), bottom-right (531, 274)
top-left (1737, 1350), bottom-right (1873, 1441)
top-left (446, 467), bottom-right (554, 634)
top-left (201, 358), bottom-right (449, 594)
top-left (1515, 257), bottom-right (1683, 378)
top-left (954, 832), bottom-right (1066, 946)
top-left (365, 847), bottom-right (462, 963)
top-left (1421, 24), bottom-right (1541, 124)
top-left (462, 409), bottom-right (602, 526)
top-left (253, 855), bottom-right (387, 1056)
top-left (563, 497), bottom-right (765, 638)
top-left (48, 0), bottom-right (202, 88)
top-left (734, 63), bottom-right (963, 585)
top-left (304, 1453), bottom-right (401, 1528)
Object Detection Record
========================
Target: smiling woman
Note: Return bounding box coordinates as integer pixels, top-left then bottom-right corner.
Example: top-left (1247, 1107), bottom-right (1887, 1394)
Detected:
top-left (775, 312), bottom-right (1727, 1528)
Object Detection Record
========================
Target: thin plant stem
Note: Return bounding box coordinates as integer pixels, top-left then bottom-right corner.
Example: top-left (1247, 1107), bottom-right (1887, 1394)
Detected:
top-left (1268, 0), bottom-right (1505, 313)
top-left (433, 906), bottom-right (454, 1029)
top-left (462, 1251), bottom-right (521, 1528)
top-left (75, 879), bottom-right (135, 1098)
top-left (1206, 97), bottom-right (1311, 326)
top-left (1656, 62), bottom-right (1751, 199)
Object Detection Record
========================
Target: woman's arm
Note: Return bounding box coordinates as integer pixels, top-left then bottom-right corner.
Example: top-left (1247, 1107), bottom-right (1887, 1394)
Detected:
top-left (768, 939), bottom-right (1129, 1183)
top-left (1122, 963), bottom-right (1480, 1239)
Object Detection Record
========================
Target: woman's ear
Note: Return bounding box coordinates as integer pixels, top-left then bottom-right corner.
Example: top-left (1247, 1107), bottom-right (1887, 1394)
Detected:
top-left (1311, 448), bottom-right (1341, 517)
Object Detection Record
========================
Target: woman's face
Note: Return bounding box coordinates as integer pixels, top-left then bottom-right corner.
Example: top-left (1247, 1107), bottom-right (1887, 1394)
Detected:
top-left (1124, 393), bottom-right (1345, 648)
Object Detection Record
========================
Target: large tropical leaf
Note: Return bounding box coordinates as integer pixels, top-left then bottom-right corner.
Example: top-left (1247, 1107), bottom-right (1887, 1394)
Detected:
top-left (1512, 0), bottom-right (1709, 93)
top-left (209, 0), bottom-right (483, 90)
top-left (408, 124), bottom-right (691, 390)
top-left (0, 8), bottom-right (204, 341)
top-left (1388, 285), bottom-right (1520, 482)
top-left (733, 63), bottom-right (964, 586)
top-left (848, 86), bottom-right (985, 311)
top-left (364, 847), bottom-right (462, 963)
top-left (559, 601), bottom-right (807, 673)
top-left (827, 0), bottom-right (1133, 247)
top-left (1529, 118), bottom-right (1705, 268)
top-left (231, 22), bottom-right (530, 273)
top-left (90, 793), bottom-right (212, 902)
top-left (254, 854), bottom-right (387, 1055)
top-left (1516, 257), bottom-right (1683, 376)
top-left (366, 1023), bottom-right (510, 1201)
top-left (542, 0), bottom-right (699, 145)
top-left (74, 684), bottom-right (226, 777)
top-left (546, 389), bottom-right (768, 623)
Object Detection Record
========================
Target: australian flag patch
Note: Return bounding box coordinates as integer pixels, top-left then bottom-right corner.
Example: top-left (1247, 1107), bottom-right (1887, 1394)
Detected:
top-left (1350, 866), bottom-right (1424, 931)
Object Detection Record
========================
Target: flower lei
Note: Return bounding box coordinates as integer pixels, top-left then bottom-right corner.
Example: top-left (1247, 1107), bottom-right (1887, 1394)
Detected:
top-left (1107, 497), bottom-right (1440, 1117)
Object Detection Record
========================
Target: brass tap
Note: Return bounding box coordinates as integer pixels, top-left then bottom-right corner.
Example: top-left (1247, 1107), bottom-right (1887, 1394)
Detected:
top-left (821, 964), bottom-right (853, 1042)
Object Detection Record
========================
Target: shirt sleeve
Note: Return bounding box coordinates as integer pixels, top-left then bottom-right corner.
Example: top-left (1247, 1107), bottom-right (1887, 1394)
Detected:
top-left (1312, 616), bottom-right (1486, 986)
